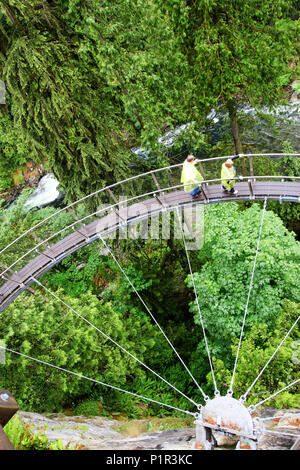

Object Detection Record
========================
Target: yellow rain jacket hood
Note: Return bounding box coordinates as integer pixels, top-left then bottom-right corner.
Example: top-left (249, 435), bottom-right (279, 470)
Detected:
top-left (181, 160), bottom-right (203, 193)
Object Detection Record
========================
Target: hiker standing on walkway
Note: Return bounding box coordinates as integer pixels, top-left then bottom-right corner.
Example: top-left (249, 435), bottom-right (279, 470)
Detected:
top-left (221, 156), bottom-right (243, 195)
top-left (181, 155), bottom-right (203, 200)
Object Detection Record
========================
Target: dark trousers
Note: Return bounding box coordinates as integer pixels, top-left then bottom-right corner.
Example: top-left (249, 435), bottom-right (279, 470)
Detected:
top-left (222, 185), bottom-right (235, 194)
top-left (190, 186), bottom-right (200, 197)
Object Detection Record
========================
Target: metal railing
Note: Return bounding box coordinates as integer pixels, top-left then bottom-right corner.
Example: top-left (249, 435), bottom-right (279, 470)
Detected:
top-left (0, 153), bottom-right (299, 289)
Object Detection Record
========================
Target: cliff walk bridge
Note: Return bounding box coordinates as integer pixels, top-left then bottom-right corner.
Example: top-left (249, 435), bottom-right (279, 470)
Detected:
top-left (0, 153), bottom-right (299, 312)
top-left (0, 153), bottom-right (299, 449)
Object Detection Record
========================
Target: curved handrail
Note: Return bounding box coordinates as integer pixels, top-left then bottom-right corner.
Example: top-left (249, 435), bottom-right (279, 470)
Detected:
top-left (0, 172), bottom-right (300, 280)
top-left (0, 153), bottom-right (299, 261)
top-left (0, 153), bottom-right (300, 282)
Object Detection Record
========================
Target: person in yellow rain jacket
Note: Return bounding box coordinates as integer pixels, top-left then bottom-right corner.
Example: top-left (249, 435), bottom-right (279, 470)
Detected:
top-left (181, 154), bottom-right (204, 200)
top-left (221, 157), bottom-right (243, 195)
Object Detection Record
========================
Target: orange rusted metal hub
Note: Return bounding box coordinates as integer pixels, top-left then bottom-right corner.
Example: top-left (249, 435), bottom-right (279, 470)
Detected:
top-left (202, 396), bottom-right (255, 438)
top-left (194, 396), bottom-right (257, 450)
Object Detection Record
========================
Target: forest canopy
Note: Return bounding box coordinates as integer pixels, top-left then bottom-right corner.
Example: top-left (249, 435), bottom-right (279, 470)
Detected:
top-left (0, 0), bottom-right (299, 196)
top-left (0, 0), bottom-right (299, 419)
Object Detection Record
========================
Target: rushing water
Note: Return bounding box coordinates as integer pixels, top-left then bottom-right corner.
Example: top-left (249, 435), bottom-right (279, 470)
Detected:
top-left (23, 173), bottom-right (65, 210)
top-left (7, 101), bottom-right (300, 210)
top-left (235, 103), bottom-right (300, 153)
top-left (131, 102), bottom-right (300, 166)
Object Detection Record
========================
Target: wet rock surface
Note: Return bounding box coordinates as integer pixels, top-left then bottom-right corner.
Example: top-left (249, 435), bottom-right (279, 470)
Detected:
top-left (254, 408), bottom-right (300, 451)
top-left (18, 411), bottom-right (196, 450)
top-left (17, 408), bottom-right (299, 451)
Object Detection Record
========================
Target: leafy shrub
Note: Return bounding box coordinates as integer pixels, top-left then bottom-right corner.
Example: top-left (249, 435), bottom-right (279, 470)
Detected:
top-left (0, 289), bottom-right (161, 412)
top-left (188, 203), bottom-right (300, 370)
top-left (73, 400), bottom-right (102, 417)
top-left (206, 300), bottom-right (300, 406)
top-left (4, 415), bottom-right (75, 450)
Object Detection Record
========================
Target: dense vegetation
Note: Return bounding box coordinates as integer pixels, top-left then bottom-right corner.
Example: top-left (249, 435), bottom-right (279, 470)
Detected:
top-left (0, 197), bottom-right (299, 415)
top-left (0, 0), bottom-right (299, 195)
top-left (0, 1), bottom-right (299, 418)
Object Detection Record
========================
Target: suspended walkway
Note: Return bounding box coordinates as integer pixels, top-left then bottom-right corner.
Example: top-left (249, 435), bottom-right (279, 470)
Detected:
top-left (0, 153), bottom-right (299, 312)
top-left (0, 153), bottom-right (299, 449)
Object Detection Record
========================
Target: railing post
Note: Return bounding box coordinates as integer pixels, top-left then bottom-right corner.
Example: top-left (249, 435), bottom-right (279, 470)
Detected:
top-left (201, 184), bottom-right (209, 203)
top-left (106, 188), bottom-right (127, 224)
top-left (249, 156), bottom-right (254, 177)
top-left (248, 179), bottom-right (255, 200)
top-left (0, 390), bottom-right (19, 450)
top-left (197, 162), bottom-right (206, 181)
top-left (29, 230), bottom-right (51, 249)
top-left (151, 171), bottom-right (168, 208)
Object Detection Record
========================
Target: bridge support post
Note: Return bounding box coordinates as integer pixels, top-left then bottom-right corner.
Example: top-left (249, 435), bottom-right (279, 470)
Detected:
top-left (248, 179), bottom-right (255, 200)
top-left (193, 396), bottom-right (257, 450)
top-left (0, 390), bottom-right (19, 450)
top-left (193, 418), bottom-right (216, 450)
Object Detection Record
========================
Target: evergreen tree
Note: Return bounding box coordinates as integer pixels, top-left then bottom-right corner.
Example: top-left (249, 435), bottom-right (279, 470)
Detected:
top-left (157, 0), bottom-right (300, 170)
top-left (0, 0), bottom-right (188, 200)
top-left (0, 289), bottom-right (161, 411)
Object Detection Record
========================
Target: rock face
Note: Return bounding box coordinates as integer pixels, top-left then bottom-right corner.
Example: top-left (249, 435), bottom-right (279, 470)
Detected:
top-left (18, 412), bottom-right (195, 450)
top-left (17, 408), bottom-right (299, 451)
top-left (254, 408), bottom-right (300, 451)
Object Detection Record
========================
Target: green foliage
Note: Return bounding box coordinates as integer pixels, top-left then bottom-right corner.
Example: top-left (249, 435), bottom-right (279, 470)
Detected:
top-left (43, 247), bottom-right (101, 297)
top-left (73, 400), bottom-right (102, 417)
top-left (0, 107), bottom-right (34, 190)
top-left (4, 414), bottom-right (75, 450)
top-left (0, 0), bottom-right (190, 200)
top-left (187, 203), bottom-right (300, 368)
top-left (0, 289), bottom-right (161, 411)
top-left (3, 414), bottom-right (27, 450)
top-left (189, 0), bottom-right (299, 108)
top-left (0, 188), bottom-right (76, 269)
top-left (206, 300), bottom-right (300, 406)
top-left (1, 0), bottom-right (299, 198)
top-left (157, 0), bottom-right (300, 156)
top-left (21, 428), bottom-right (50, 450)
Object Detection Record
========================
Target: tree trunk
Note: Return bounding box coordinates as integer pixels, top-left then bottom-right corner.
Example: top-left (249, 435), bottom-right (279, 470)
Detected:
top-left (227, 100), bottom-right (253, 176)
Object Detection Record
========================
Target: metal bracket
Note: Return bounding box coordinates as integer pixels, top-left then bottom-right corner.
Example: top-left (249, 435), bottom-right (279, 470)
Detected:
top-left (1, 275), bottom-right (25, 288)
top-left (35, 249), bottom-right (56, 262)
top-left (154, 194), bottom-right (167, 212)
top-left (201, 184), bottom-right (209, 203)
top-left (72, 226), bottom-right (90, 241)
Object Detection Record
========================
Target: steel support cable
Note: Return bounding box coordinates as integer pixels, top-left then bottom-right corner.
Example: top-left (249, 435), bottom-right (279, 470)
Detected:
top-left (0, 153), bottom-right (299, 262)
top-left (1, 174), bottom-right (300, 280)
top-left (259, 429), bottom-right (300, 439)
top-left (248, 379), bottom-right (300, 413)
top-left (228, 197), bottom-right (268, 395)
top-left (30, 276), bottom-right (198, 407)
top-left (96, 234), bottom-right (208, 402)
top-left (256, 413), bottom-right (300, 421)
top-left (0, 345), bottom-right (196, 417)
top-left (240, 315), bottom-right (299, 403)
top-left (175, 207), bottom-right (218, 397)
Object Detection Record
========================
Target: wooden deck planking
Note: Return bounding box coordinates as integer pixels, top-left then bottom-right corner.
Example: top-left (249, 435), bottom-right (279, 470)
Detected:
top-left (1, 181), bottom-right (299, 312)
